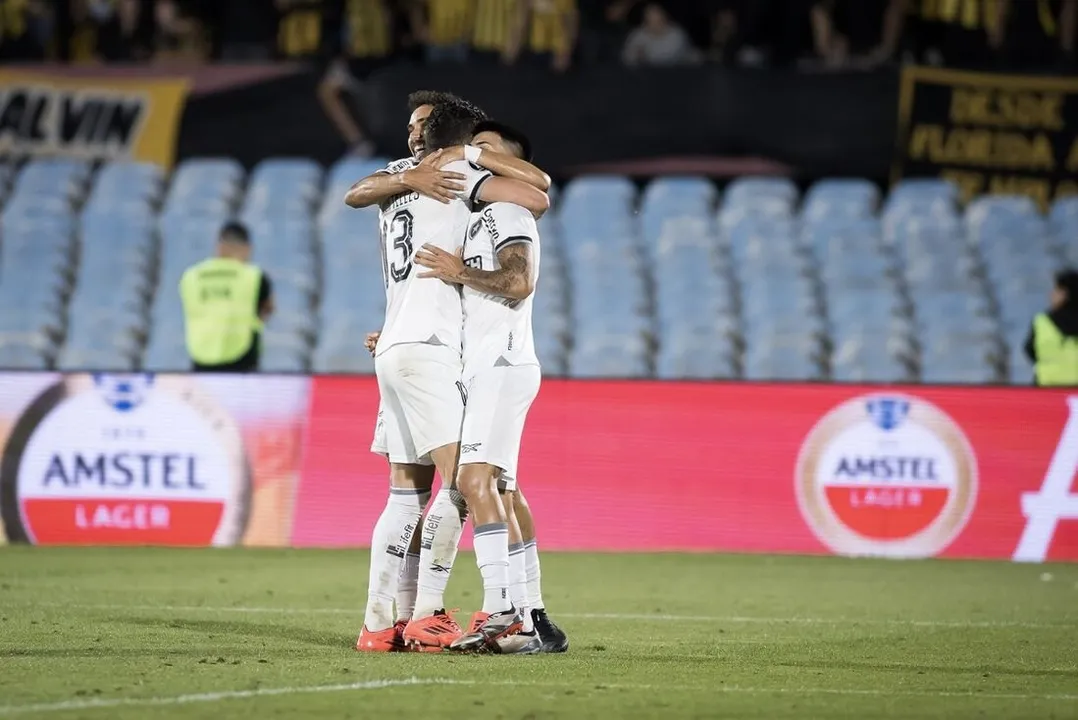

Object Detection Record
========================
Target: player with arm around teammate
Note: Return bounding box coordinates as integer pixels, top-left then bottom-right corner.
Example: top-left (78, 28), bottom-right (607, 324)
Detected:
top-left (355, 99), bottom-right (549, 653)
top-left (414, 121), bottom-right (555, 653)
top-left (364, 120), bottom-right (568, 653)
top-left (351, 90), bottom-right (552, 651)
top-left (352, 91), bottom-right (466, 652)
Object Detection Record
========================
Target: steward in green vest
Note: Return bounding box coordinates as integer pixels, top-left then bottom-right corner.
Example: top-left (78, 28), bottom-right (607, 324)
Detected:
top-left (1025, 268), bottom-right (1078, 386)
top-left (180, 222), bottom-right (275, 372)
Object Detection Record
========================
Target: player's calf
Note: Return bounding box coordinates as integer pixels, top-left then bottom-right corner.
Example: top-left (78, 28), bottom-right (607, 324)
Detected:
top-left (457, 464), bottom-right (514, 618)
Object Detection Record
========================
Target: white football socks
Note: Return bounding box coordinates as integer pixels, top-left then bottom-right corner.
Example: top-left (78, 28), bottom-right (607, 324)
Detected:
top-left (363, 487), bottom-right (429, 632)
top-left (395, 552), bottom-right (420, 623)
top-left (508, 541), bottom-right (533, 632)
top-left (413, 487), bottom-right (468, 619)
top-left (523, 539), bottom-right (545, 611)
top-left (474, 522), bottom-right (512, 615)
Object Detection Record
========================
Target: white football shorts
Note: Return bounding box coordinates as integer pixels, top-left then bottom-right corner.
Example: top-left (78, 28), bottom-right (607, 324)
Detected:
top-left (459, 364), bottom-right (541, 489)
top-left (372, 342), bottom-right (465, 465)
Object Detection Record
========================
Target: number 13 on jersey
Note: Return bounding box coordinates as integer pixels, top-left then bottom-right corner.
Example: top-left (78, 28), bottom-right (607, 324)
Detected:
top-left (380, 209), bottom-right (415, 287)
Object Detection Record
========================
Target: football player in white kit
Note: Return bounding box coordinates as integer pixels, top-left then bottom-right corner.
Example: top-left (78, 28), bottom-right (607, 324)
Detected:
top-left (347, 91), bottom-right (473, 652)
top-left (349, 98), bottom-right (549, 653)
top-left (414, 121), bottom-right (547, 653)
top-left (351, 92), bottom-right (566, 654)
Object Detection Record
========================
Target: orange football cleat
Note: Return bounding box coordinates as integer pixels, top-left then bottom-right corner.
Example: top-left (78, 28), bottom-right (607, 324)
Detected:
top-left (466, 611), bottom-right (489, 634)
top-left (355, 620), bottom-right (407, 652)
top-left (403, 609), bottom-right (463, 652)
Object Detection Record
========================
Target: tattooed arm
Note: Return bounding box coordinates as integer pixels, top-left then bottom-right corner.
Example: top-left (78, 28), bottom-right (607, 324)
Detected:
top-left (414, 242), bottom-right (535, 301)
top-left (462, 243), bottom-right (535, 300)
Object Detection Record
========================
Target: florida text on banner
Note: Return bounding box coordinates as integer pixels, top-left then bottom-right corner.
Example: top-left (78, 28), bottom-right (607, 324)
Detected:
top-left (0, 71), bottom-right (188, 167)
top-left (893, 66), bottom-right (1078, 208)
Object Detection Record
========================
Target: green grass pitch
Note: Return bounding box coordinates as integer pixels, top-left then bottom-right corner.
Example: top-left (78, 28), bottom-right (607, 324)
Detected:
top-left (1, 547), bottom-right (1076, 719)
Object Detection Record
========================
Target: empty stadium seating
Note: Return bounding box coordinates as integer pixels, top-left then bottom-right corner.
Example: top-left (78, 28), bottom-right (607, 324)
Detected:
top-left (0, 155), bottom-right (1073, 384)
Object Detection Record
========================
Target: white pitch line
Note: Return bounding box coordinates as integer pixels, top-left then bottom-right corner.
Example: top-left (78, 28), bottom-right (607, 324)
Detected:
top-left (0, 677), bottom-right (1076, 716)
top-left (0, 678), bottom-right (463, 716)
top-left (24, 603), bottom-right (1077, 630)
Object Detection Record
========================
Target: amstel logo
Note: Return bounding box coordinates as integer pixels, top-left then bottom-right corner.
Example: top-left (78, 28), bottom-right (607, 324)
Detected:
top-left (0, 374), bottom-right (250, 546)
top-left (796, 394), bottom-right (978, 558)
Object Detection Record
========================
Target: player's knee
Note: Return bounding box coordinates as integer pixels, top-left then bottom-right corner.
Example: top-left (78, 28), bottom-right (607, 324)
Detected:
top-left (456, 463), bottom-right (499, 502)
top-left (390, 462), bottom-right (435, 491)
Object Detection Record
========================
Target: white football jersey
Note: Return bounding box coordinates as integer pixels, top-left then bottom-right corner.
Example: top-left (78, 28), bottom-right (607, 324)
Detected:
top-left (461, 202), bottom-right (541, 376)
top-left (376, 160), bottom-right (492, 355)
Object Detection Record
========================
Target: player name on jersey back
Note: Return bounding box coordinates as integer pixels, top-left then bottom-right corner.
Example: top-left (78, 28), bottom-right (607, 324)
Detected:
top-left (461, 202), bottom-right (541, 375)
top-left (376, 159), bottom-right (492, 356)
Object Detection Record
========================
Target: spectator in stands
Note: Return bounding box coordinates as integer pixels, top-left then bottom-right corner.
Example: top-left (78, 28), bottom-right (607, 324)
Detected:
top-left (154, 0), bottom-right (211, 60)
top-left (317, 0), bottom-right (393, 158)
top-left (180, 222), bottom-right (275, 374)
top-left (808, 0), bottom-right (908, 69)
top-left (1024, 269), bottom-right (1078, 386)
top-left (505, 0), bottom-right (578, 72)
top-left (214, 0), bottom-right (275, 60)
top-left (0, 0), bottom-right (50, 60)
top-left (85, 0), bottom-right (150, 60)
top-left (578, 0), bottom-right (639, 65)
top-left (709, 0), bottom-right (739, 63)
top-left (471, 0), bottom-right (515, 63)
top-left (990, 0), bottom-right (1076, 71)
top-left (621, 2), bottom-right (700, 66)
top-left (720, 0), bottom-right (816, 68)
top-left (409, 0), bottom-right (473, 63)
top-left (904, 0), bottom-right (996, 68)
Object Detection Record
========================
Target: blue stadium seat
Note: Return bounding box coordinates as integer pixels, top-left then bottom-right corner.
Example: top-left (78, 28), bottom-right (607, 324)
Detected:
top-left (802, 178), bottom-right (879, 222)
top-left (723, 177), bottom-right (798, 211)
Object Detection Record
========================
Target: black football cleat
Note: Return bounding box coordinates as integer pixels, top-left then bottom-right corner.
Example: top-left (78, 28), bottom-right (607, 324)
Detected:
top-left (531, 608), bottom-right (568, 653)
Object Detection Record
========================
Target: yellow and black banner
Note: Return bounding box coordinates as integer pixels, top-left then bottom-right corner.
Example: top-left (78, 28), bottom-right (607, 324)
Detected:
top-left (894, 66), bottom-right (1078, 209)
top-left (0, 71), bottom-right (189, 167)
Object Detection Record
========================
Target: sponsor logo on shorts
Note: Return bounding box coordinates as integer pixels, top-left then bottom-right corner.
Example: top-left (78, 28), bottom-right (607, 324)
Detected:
top-left (461, 443), bottom-right (482, 454)
top-left (795, 393), bottom-right (977, 558)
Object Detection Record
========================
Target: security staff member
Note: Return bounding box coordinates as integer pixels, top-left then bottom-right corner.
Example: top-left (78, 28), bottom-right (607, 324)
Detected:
top-left (1025, 269), bottom-right (1078, 386)
top-left (180, 222), bottom-right (274, 373)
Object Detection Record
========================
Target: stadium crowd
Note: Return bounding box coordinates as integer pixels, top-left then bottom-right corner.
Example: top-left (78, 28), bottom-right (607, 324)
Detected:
top-left (1, 0), bottom-right (1074, 72)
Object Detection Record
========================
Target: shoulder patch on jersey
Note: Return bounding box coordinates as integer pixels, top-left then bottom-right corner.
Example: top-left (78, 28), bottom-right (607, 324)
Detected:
top-left (384, 157), bottom-right (416, 174)
top-left (469, 218), bottom-right (483, 239)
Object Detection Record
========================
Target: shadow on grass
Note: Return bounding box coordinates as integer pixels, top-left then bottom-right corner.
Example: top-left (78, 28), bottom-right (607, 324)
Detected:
top-left (117, 615), bottom-right (347, 650)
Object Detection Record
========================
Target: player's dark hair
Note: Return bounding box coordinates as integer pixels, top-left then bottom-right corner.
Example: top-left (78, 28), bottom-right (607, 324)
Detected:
top-left (219, 221), bottom-right (250, 245)
top-left (473, 120), bottom-right (533, 162)
top-left (423, 100), bottom-right (489, 151)
top-left (408, 90), bottom-right (473, 112)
